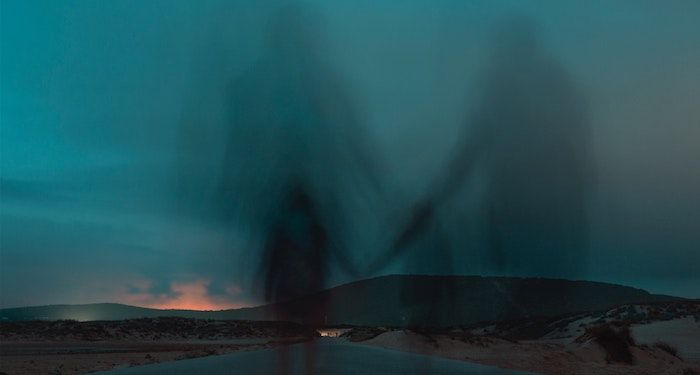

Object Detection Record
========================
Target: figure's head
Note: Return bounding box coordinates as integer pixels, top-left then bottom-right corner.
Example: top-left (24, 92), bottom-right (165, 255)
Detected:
top-left (266, 3), bottom-right (326, 61)
top-left (290, 185), bottom-right (310, 207)
top-left (286, 179), bottom-right (314, 214)
top-left (491, 14), bottom-right (542, 61)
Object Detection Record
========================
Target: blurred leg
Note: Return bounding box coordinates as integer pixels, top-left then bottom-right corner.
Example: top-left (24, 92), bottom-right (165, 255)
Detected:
top-left (303, 340), bottom-right (316, 375)
top-left (276, 344), bottom-right (291, 375)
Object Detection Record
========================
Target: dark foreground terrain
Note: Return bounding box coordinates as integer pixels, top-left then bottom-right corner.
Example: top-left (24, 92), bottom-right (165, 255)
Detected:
top-left (1, 302), bottom-right (699, 375)
top-left (0, 318), bottom-right (315, 375)
top-left (1, 277), bottom-right (696, 374)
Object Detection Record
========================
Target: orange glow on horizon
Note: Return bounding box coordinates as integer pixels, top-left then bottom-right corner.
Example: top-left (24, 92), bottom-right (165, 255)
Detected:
top-left (119, 279), bottom-right (249, 311)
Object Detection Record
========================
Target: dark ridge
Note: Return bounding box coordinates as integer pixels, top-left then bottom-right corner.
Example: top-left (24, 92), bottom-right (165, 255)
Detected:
top-left (1, 275), bottom-right (684, 327)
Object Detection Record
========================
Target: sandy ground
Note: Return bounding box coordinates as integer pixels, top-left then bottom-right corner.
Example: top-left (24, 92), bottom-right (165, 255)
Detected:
top-left (633, 316), bottom-right (700, 362)
top-left (0, 338), bottom-right (305, 375)
top-left (360, 328), bottom-right (700, 375)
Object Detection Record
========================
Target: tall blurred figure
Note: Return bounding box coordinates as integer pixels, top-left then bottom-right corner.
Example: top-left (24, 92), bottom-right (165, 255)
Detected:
top-left (468, 16), bottom-right (594, 277)
top-left (222, 4), bottom-right (381, 374)
top-left (397, 15), bottom-right (594, 306)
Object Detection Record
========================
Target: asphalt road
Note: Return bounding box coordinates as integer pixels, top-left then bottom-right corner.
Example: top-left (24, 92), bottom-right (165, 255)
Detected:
top-left (95, 338), bottom-right (539, 375)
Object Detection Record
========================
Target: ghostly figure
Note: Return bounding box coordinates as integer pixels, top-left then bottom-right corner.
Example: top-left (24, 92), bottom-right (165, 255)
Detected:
top-left (221, 4), bottom-right (381, 374)
top-left (390, 16), bottom-right (594, 332)
top-left (399, 16), bottom-right (593, 278)
top-left (223, 2), bottom-right (381, 297)
top-left (221, 2), bottom-right (383, 240)
top-left (467, 16), bottom-right (594, 277)
top-left (261, 183), bottom-right (328, 324)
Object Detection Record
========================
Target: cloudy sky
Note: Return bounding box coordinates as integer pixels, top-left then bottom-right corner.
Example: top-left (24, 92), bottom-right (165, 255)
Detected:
top-left (2, 0), bottom-right (699, 309)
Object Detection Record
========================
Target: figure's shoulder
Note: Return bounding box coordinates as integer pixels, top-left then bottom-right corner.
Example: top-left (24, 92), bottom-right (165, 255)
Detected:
top-left (230, 59), bottom-right (277, 91)
top-left (310, 67), bottom-right (358, 111)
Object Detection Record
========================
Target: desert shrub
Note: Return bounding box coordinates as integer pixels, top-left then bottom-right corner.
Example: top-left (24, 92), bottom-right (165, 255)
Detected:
top-left (654, 341), bottom-right (680, 358)
top-left (341, 327), bottom-right (386, 342)
top-left (409, 328), bottom-right (439, 346)
top-left (585, 323), bottom-right (636, 364)
top-left (458, 335), bottom-right (492, 347)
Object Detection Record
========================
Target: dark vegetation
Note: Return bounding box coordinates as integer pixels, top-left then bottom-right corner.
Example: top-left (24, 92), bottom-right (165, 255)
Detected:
top-left (453, 300), bottom-right (700, 341)
top-left (654, 341), bottom-right (680, 358)
top-left (340, 327), bottom-right (387, 342)
top-left (0, 317), bottom-right (318, 341)
top-left (579, 322), bottom-right (636, 364)
top-left (469, 314), bottom-right (580, 341)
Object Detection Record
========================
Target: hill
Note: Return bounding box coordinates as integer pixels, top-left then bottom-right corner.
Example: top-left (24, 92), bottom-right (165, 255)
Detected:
top-left (0, 275), bottom-right (684, 327)
top-left (0, 303), bottom-right (214, 321)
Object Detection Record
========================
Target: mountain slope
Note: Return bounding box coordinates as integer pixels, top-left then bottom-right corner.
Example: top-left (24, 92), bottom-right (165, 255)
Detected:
top-left (223, 275), bottom-right (683, 327)
top-left (0, 275), bottom-right (683, 327)
top-left (0, 303), bottom-right (215, 321)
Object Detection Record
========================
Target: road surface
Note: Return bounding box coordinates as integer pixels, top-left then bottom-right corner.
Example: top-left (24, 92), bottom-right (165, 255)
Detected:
top-left (95, 338), bottom-right (539, 374)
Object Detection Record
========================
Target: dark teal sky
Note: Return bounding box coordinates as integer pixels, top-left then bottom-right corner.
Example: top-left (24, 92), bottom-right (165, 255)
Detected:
top-left (1, 0), bottom-right (699, 309)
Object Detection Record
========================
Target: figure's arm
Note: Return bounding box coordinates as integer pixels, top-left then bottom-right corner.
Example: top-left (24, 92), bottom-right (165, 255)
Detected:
top-left (396, 118), bottom-right (489, 241)
top-left (327, 237), bottom-right (363, 279)
top-left (322, 76), bottom-right (387, 198)
top-left (428, 117), bottom-right (490, 207)
top-left (366, 117), bottom-right (491, 274)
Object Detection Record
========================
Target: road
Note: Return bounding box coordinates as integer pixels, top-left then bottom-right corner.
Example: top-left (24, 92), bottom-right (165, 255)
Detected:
top-left (95, 338), bottom-right (539, 374)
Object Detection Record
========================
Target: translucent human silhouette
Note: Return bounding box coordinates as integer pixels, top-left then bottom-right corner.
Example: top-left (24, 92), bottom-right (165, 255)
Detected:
top-left (221, 4), bottom-right (383, 374)
top-left (397, 15), bottom-right (594, 280)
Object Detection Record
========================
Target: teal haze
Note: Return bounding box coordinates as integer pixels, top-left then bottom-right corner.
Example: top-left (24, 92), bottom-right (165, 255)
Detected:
top-left (1, 0), bottom-right (699, 308)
